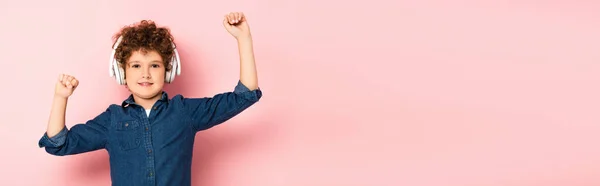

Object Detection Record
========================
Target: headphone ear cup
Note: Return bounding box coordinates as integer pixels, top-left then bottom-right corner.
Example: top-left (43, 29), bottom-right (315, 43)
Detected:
top-left (165, 48), bottom-right (180, 84)
top-left (110, 36), bottom-right (127, 85)
top-left (112, 58), bottom-right (125, 85)
top-left (168, 47), bottom-right (181, 83)
top-left (118, 65), bottom-right (126, 85)
top-left (165, 69), bottom-right (172, 83)
top-left (175, 49), bottom-right (181, 76)
top-left (170, 56), bottom-right (177, 83)
top-left (112, 59), bottom-right (120, 85)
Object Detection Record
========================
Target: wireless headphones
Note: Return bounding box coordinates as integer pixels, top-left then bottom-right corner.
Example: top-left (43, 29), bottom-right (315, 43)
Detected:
top-left (109, 35), bottom-right (182, 85)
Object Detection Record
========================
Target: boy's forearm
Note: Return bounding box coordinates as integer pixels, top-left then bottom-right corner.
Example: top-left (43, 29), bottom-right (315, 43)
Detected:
top-left (46, 96), bottom-right (67, 138)
top-left (237, 36), bottom-right (258, 90)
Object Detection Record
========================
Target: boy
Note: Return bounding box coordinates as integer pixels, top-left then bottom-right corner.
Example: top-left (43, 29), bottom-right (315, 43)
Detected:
top-left (38, 12), bottom-right (262, 186)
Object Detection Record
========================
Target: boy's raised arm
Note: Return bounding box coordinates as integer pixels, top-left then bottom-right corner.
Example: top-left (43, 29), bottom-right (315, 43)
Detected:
top-left (46, 74), bottom-right (78, 137)
top-left (182, 12), bottom-right (262, 132)
top-left (39, 74), bottom-right (110, 156)
top-left (223, 12), bottom-right (258, 90)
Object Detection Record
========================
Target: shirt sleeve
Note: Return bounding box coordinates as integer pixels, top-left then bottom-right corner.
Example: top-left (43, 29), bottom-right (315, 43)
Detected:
top-left (38, 108), bottom-right (111, 156)
top-left (183, 80), bottom-right (262, 132)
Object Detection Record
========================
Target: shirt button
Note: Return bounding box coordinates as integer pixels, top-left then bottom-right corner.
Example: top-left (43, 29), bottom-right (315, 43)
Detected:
top-left (148, 149), bottom-right (152, 154)
top-left (149, 172), bottom-right (153, 177)
top-left (125, 123), bottom-right (129, 127)
top-left (153, 106), bottom-right (157, 110)
top-left (145, 127), bottom-right (148, 131)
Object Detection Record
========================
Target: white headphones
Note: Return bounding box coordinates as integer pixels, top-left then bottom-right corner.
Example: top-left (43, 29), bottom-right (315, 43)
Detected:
top-left (109, 36), bottom-right (182, 85)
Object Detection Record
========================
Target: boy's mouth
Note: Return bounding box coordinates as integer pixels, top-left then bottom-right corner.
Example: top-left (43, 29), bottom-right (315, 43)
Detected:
top-left (138, 82), bottom-right (153, 87)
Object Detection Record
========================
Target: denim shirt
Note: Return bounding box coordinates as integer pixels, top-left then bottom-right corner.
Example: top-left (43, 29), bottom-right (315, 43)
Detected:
top-left (38, 80), bottom-right (262, 186)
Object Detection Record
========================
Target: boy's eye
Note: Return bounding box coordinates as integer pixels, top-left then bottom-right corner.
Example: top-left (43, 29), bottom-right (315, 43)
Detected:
top-left (152, 64), bottom-right (161, 68)
top-left (132, 64), bottom-right (140, 68)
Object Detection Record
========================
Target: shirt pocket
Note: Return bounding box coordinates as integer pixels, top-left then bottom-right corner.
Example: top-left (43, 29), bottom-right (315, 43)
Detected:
top-left (115, 120), bottom-right (142, 151)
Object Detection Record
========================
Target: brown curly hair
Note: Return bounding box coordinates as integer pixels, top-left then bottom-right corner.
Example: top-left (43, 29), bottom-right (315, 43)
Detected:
top-left (112, 20), bottom-right (175, 72)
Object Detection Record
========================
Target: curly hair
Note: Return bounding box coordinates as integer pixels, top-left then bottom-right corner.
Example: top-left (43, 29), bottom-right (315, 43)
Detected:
top-left (112, 20), bottom-right (175, 72)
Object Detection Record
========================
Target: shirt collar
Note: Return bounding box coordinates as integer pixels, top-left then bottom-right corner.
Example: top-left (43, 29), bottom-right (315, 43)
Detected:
top-left (121, 91), bottom-right (169, 107)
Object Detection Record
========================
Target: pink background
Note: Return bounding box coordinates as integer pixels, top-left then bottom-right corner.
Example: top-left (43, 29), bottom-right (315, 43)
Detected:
top-left (1, 0), bottom-right (600, 185)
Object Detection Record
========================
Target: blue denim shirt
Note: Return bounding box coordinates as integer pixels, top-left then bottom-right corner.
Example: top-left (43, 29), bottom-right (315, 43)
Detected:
top-left (38, 80), bottom-right (262, 186)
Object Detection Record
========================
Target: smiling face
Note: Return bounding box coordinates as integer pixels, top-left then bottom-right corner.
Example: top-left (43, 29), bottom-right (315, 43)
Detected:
top-left (125, 49), bottom-right (166, 103)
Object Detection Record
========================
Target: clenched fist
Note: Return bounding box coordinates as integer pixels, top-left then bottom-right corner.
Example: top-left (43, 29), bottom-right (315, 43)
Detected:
top-left (223, 12), bottom-right (251, 39)
top-left (55, 74), bottom-right (79, 98)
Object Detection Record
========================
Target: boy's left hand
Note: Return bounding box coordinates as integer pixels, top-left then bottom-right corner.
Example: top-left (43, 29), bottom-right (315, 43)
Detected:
top-left (223, 12), bottom-right (251, 40)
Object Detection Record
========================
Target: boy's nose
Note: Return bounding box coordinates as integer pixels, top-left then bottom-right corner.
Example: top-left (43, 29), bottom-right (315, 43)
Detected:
top-left (142, 72), bottom-right (151, 79)
top-left (141, 67), bottom-right (151, 78)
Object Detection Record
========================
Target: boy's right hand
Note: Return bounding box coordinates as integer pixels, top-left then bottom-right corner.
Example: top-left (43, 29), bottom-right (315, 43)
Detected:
top-left (55, 74), bottom-right (79, 98)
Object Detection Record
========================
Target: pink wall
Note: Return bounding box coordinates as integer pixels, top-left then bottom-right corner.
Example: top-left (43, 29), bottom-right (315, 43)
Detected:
top-left (1, 0), bottom-right (600, 185)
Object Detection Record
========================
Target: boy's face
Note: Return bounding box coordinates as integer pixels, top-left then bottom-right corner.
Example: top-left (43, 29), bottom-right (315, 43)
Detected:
top-left (124, 50), bottom-right (166, 101)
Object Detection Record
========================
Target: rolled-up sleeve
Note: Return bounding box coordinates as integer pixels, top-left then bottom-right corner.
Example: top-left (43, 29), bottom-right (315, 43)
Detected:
top-left (38, 127), bottom-right (68, 148)
top-left (233, 80), bottom-right (262, 101)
